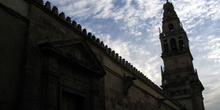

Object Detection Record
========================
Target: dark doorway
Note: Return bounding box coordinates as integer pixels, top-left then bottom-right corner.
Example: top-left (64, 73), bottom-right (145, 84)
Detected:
top-left (61, 91), bottom-right (85, 110)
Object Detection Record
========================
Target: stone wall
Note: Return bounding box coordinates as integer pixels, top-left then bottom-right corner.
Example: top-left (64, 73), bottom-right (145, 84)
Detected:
top-left (0, 2), bottom-right (28, 109)
top-left (0, 0), bottom-right (186, 110)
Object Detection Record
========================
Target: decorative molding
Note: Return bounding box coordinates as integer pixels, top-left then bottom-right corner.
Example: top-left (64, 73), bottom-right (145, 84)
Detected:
top-left (31, 0), bottom-right (176, 101)
top-left (123, 75), bottom-right (136, 95)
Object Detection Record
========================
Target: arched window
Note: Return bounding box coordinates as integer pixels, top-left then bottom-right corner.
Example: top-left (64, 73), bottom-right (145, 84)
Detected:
top-left (167, 8), bottom-right (171, 13)
top-left (169, 23), bottom-right (174, 31)
top-left (179, 40), bottom-right (184, 49)
top-left (170, 38), bottom-right (177, 51)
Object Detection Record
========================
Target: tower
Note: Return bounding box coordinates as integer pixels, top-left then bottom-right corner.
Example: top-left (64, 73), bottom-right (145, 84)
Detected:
top-left (159, 1), bottom-right (205, 110)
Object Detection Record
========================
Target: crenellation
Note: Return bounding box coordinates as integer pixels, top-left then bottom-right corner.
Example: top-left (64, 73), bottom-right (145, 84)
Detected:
top-left (132, 67), bottom-right (135, 73)
top-left (133, 68), bottom-right (136, 74)
top-left (122, 59), bottom-right (125, 66)
top-left (77, 24), bottom-right (82, 31)
top-left (136, 68), bottom-right (139, 75)
top-left (115, 53), bottom-right (119, 61)
top-left (45, 1), bottom-right (51, 10)
top-left (137, 71), bottom-right (141, 76)
top-left (71, 21), bottom-right (77, 28)
top-left (100, 41), bottom-right (104, 47)
top-left (52, 6), bottom-right (58, 15)
top-left (139, 72), bottom-right (143, 78)
top-left (96, 38), bottom-right (100, 44)
top-left (82, 29), bottom-right (87, 36)
top-left (127, 63), bottom-right (130, 70)
top-left (140, 71), bottom-right (146, 80)
top-left (37, 0), bottom-right (159, 93)
top-left (130, 65), bottom-right (134, 72)
top-left (104, 45), bottom-right (108, 52)
top-left (59, 12), bottom-right (65, 20)
top-left (39, 1), bottom-right (152, 82)
top-left (66, 17), bottom-right (71, 24)
top-left (139, 71), bottom-right (142, 77)
top-left (136, 71), bottom-right (140, 77)
top-left (92, 35), bottom-right (96, 40)
top-left (107, 48), bottom-right (111, 54)
top-left (140, 72), bottom-right (144, 78)
top-left (0, 1), bottom-right (196, 109)
top-left (111, 50), bottom-right (115, 58)
top-left (125, 61), bottom-right (128, 67)
top-left (119, 56), bottom-right (122, 62)
top-left (130, 65), bottom-right (133, 72)
top-left (141, 74), bottom-right (146, 80)
top-left (88, 32), bottom-right (92, 39)
top-left (139, 72), bottom-right (143, 77)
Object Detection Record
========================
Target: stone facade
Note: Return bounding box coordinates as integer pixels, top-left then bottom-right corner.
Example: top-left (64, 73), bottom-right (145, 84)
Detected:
top-left (0, 0), bottom-right (190, 110)
top-left (159, 1), bottom-right (205, 110)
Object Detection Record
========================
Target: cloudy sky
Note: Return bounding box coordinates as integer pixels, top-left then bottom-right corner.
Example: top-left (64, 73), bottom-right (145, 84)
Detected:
top-left (46, 0), bottom-right (219, 109)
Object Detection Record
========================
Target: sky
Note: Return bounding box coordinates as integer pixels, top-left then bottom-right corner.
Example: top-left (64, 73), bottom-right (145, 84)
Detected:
top-left (46, 0), bottom-right (220, 109)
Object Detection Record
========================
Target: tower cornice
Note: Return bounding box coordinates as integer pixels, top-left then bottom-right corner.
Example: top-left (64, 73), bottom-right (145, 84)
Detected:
top-left (159, 2), bottom-right (205, 110)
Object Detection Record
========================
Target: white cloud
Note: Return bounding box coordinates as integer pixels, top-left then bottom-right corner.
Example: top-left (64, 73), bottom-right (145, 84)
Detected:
top-left (46, 0), bottom-right (220, 109)
top-left (190, 34), bottom-right (220, 110)
top-left (172, 0), bottom-right (220, 32)
top-left (95, 33), bottom-right (132, 60)
top-left (190, 35), bottom-right (220, 62)
top-left (203, 78), bottom-right (220, 110)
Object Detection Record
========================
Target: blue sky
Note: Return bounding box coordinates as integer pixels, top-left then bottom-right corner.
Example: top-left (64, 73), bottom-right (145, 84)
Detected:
top-left (47, 0), bottom-right (220, 109)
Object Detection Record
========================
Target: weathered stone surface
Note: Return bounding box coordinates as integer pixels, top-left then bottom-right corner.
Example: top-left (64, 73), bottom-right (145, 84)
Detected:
top-left (160, 1), bottom-right (205, 110)
top-left (0, 5), bottom-right (27, 110)
top-left (0, 0), bottom-right (188, 110)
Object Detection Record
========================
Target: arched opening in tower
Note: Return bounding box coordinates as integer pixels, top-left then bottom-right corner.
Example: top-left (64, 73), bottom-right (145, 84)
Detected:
top-left (169, 23), bottom-right (174, 31)
top-left (170, 38), bottom-right (177, 51)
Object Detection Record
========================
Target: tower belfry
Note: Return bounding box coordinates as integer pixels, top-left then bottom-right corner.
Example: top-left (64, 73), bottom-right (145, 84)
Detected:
top-left (159, 1), bottom-right (205, 110)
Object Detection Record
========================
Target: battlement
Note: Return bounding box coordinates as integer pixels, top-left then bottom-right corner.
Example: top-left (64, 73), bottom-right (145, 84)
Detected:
top-left (32, 0), bottom-right (173, 100)
top-left (0, 0), bottom-right (190, 109)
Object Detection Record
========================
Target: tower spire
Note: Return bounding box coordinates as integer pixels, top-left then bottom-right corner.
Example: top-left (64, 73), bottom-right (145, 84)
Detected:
top-left (159, 2), bottom-right (205, 110)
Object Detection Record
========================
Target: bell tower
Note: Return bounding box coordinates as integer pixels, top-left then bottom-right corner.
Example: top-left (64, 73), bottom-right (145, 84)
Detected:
top-left (159, 1), bottom-right (205, 110)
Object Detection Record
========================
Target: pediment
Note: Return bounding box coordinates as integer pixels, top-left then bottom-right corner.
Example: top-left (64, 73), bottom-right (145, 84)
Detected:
top-left (39, 39), bottom-right (105, 77)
